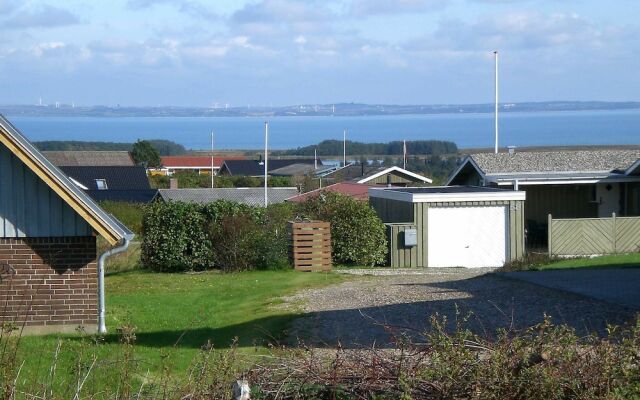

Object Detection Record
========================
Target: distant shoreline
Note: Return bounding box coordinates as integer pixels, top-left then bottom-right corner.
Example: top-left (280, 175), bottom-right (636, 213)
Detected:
top-left (2, 101), bottom-right (639, 118)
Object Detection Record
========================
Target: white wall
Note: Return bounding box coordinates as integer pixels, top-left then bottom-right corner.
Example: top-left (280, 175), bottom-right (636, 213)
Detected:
top-left (596, 183), bottom-right (620, 217)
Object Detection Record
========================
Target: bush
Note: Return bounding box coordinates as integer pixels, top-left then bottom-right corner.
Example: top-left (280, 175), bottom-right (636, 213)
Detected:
top-left (141, 200), bottom-right (295, 272)
top-left (299, 192), bottom-right (387, 266)
top-left (141, 201), bottom-right (213, 272)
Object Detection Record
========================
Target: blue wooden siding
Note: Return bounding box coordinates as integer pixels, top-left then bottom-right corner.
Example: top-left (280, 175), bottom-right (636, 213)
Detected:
top-left (0, 145), bottom-right (93, 237)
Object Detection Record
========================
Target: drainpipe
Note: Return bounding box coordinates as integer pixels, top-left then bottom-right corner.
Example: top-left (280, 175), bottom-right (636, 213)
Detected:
top-left (97, 237), bottom-right (131, 334)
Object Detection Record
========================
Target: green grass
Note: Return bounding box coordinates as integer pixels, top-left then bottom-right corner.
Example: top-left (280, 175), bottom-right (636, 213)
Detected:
top-left (98, 201), bottom-right (146, 235)
top-left (11, 269), bottom-right (347, 390)
top-left (531, 252), bottom-right (640, 271)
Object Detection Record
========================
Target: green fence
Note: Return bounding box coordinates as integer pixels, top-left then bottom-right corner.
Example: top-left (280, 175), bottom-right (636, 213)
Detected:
top-left (548, 213), bottom-right (640, 256)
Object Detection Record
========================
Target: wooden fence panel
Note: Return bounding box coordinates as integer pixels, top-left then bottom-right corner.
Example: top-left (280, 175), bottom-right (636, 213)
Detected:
top-left (549, 214), bottom-right (640, 256)
top-left (289, 221), bottom-right (331, 271)
top-left (616, 218), bottom-right (640, 253)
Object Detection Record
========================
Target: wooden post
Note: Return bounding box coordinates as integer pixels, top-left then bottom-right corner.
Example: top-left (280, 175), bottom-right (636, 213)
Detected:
top-left (548, 214), bottom-right (552, 257)
top-left (612, 212), bottom-right (617, 254)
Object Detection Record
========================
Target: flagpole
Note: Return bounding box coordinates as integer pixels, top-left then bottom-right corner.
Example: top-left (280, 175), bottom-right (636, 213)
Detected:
top-left (264, 122), bottom-right (269, 208)
top-left (494, 50), bottom-right (499, 154)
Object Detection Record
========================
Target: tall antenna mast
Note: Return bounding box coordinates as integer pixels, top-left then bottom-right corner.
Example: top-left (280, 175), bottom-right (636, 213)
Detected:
top-left (211, 131), bottom-right (219, 189)
top-left (343, 129), bottom-right (347, 167)
top-left (264, 122), bottom-right (269, 207)
top-left (494, 50), bottom-right (499, 154)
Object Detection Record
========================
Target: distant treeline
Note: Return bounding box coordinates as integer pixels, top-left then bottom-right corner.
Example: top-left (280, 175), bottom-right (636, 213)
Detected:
top-left (276, 139), bottom-right (457, 156)
top-left (35, 140), bottom-right (187, 156)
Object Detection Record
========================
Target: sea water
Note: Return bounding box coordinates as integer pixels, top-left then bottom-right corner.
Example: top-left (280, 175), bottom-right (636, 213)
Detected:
top-left (6, 109), bottom-right (640, 150)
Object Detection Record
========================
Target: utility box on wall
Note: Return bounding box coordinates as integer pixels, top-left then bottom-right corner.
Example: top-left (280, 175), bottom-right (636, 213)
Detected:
top-left (404, 229), bottom-right (417, 247)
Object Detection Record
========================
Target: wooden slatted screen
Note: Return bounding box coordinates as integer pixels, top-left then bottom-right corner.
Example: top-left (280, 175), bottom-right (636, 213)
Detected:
top-left (289, 221), bottom-right (331, 271)
top-left (549, 214), bottom-right (640, 256)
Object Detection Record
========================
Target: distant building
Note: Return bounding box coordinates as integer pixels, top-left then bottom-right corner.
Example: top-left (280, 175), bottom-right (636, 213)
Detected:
top-left (219, 158), bottom-right (321, 177)
top-left (61, 166), bottom-right (157, 203)
top-left (286, 182), bottom-right (371, 203)
top-left (151, 155), bottom-right (246, 176)
top-left (154, 187), bottom-right (299, 206)
top-left (315, 165), bottom-right (432, 188)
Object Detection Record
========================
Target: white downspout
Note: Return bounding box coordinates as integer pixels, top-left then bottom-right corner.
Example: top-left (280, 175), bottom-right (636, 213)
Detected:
top-left (97, 237), bottom-right (131, 334)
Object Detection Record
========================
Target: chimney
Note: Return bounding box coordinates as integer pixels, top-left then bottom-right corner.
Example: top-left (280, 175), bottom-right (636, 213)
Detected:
top-left (169, 178), bottom-right (178, 189)
top-left (508, 146), bottom-right (516, 156)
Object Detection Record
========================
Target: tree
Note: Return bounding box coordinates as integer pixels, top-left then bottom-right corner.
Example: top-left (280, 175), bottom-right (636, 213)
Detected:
top-left (131, 140), bottom-right (161, 167)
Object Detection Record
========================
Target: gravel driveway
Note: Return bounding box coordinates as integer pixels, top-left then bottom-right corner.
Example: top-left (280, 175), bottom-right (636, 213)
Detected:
top-left (286, 269), bottom-right (637, 348)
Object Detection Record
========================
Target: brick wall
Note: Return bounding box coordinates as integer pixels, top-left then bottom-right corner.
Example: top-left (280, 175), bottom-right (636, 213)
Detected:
top-left (0, 237), bottom-right (97, 333)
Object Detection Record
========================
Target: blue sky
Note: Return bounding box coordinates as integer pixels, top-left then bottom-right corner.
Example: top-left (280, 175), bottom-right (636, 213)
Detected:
top-left (0, 0), bottom-right (638, 106)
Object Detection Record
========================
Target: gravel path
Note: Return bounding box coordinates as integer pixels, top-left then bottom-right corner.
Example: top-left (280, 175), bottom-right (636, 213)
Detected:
top-left (285, 269), bottom-right (637, 348)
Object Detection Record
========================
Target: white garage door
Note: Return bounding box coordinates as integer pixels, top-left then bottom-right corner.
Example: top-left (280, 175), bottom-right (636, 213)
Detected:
top-left (427, 206), bottom-right (508, 268)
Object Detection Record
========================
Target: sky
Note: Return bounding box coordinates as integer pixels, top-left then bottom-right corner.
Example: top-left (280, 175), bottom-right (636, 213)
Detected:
top-left (0, 0), bottom-right (638, 107)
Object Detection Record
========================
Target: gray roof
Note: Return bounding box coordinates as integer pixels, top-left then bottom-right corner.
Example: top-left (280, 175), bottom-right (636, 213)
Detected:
top-left (43, 151), bottom-right (134, 166)
top-left (470, 150), bottom-right (640, 175)
top-left (269, 163), bottom-right (317, 176)
top-left (156, 187), bottom-right (299, 206)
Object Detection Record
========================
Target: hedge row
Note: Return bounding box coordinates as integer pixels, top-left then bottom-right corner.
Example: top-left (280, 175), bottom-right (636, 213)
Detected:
top-left (141, 193), bottom-right (387, 272)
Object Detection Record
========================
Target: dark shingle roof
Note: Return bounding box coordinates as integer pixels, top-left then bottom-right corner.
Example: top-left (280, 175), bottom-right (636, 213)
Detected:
top-left (44, 151), bottom-right (134, 166)
top-left (156, 188), bottom-right (299, 206)
top-left (470, 150), bottom-right (640, 175)
top-left (60, 166), bottom-right (151, 190)
top-left (220, 159), bottom-right (321, 176)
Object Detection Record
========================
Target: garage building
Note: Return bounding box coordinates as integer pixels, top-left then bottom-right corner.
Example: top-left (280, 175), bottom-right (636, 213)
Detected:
top-left (369, 186), bottom-right (526, 268)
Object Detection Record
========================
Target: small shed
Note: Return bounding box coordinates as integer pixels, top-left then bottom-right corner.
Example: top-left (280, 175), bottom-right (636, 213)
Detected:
top-left (369, 186), bottom-right (526, 268)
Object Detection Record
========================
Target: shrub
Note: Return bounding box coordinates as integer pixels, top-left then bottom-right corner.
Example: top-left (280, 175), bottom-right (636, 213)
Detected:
top-left (141, 201), bottom-right (213, 272)
top-left (299, 192), bottom-right (387, 266)
top-left (142, 200), bottom-right (295, 272)
top-left (206, 201), bottom-right (294, 272)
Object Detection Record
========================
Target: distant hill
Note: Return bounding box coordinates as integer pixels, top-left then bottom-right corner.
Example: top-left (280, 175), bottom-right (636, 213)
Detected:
top-left (274, 139), bottom-right (457, 156)
top-left (3, 101), bottom-right (639, 118)
top-left (34, 139), bottom-right (187, 156)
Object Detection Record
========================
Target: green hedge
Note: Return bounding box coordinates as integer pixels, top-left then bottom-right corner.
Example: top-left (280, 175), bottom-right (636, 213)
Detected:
top-left (141, 201), bottom-right (294, 272)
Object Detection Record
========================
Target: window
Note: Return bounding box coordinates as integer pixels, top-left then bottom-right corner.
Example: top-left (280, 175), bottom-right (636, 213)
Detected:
top-left (95, 179), bottom-right (108, 190)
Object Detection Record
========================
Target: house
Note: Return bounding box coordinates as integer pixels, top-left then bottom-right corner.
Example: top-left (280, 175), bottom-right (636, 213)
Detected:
top-left (218, 158), bottom-right (321, 177)
top-left (154, 187), bottom-right (299, 206)
top-left (446, 149), bottom-right (640, 247)
top-left (286, 182), bottom-right (371, 203)
top-left (0, 115), bottom-right (133, 334)
top-left (369, 186), bottom-right (526, 268)
top-left (316, 164), bottom-right (432, 187)
top-left (60, 165), bottom-right (157, 203)
top-left (153, 155), bottom-right (246, 176)
top-left (43, 151), bottom-right (134, 167)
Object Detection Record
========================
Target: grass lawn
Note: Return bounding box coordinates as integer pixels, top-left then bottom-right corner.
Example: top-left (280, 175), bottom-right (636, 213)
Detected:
top-left (11, 269), bottom-right (347, 391)
top-left (531, 252), bottom-right (640, 271)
